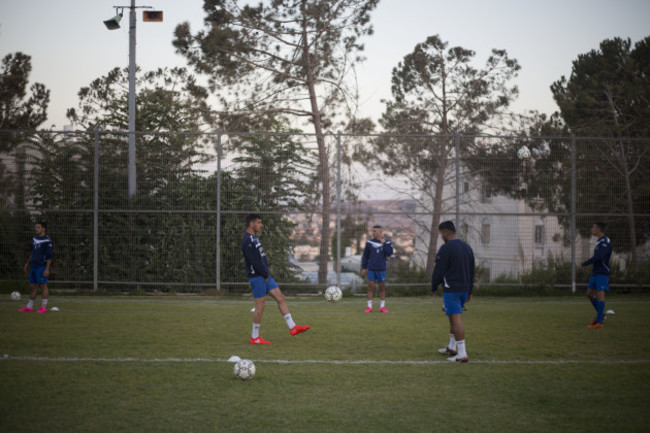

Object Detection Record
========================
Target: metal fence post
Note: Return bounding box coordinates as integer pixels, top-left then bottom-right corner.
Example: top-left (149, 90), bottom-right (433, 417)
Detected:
top-left (455, 133), bottom-right (460, 228)
top-left (571, 135), bottom-right (576, 293)
top-left (216, 129), bottom-right (222, 291)
top-left (336, 132), bottom-right (342, 289)
top-left (93, 129), bottom-right (99, 292)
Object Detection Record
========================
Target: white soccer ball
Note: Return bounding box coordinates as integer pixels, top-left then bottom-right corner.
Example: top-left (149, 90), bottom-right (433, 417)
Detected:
top-left (10, 291), bottom-right (21, 301)
top-left (324, 286), bottom-right (342, 302)
top-left (233, 359), bottom-right (256, 381)
top-left (517, 145), bottom-right (531, 160)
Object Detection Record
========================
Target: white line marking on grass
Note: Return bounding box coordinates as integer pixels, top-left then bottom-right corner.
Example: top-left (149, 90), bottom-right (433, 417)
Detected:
top-left (2, 354), bottom-right (649, 365)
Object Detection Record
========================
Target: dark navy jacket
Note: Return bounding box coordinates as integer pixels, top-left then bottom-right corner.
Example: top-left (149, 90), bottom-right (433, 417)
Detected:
top-left (241, 232), bottom-right (270, 279)
top-left (581, 236), bottom-right (612, 276)
top-left (431, 238), bottom-right (475, 294)
top-left (30, 235), bottom-right (53, 268)
top-left (361, 239), bottom-right (394, 271)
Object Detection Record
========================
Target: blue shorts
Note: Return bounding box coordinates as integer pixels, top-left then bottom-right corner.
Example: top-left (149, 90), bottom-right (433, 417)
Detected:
top-left (249, 276), bottom-right (279, 298)
top-left (443, 292), bottom-right (469, 316)
top-left (588, 275), bottom-right (609, 291)
top-left (367, 270), bottom-right (387, 283)
top-left (29, 266), bottom-right (48, 285)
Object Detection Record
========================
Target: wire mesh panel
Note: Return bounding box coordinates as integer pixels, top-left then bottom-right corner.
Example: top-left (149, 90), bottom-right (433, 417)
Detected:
top-left (1, 130), bottom-right (648, 293)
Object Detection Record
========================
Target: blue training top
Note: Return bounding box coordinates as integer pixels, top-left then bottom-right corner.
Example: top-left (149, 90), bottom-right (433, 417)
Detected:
top-left (30, 235), bottom-right (53, 268)
top-left (361, 239), bottom-right (394, 271)
top-left (431, 238), bottom-right (475, 294)
top-left (241, 232), bottom-right (270, 279)
top-left (581, 235), bottom-right (612, 276)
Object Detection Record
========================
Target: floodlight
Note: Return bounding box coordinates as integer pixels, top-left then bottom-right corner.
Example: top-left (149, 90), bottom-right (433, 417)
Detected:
top-left (103, 13), bottom-right (123, 30)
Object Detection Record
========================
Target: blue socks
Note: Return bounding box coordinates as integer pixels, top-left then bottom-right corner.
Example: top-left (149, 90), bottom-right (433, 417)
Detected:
top-left (596, 301), bottom-right (605, 323)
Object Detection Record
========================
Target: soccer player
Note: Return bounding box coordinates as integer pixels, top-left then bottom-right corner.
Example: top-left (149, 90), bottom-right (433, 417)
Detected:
top-left (431, 221), bottom-right (475, 363)
top-left (241, 213), bottom-right (310, 344)
top-left (578, 222), bottom-right (612, 328)
top-left (361, 225), bottom-right (394, 313)
top-left (20, 221), bottom-right (53, 313)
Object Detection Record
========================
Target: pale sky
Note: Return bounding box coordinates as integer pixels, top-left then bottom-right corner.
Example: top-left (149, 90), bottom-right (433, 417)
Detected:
top-left (1, 0), bottom-right (648, 130)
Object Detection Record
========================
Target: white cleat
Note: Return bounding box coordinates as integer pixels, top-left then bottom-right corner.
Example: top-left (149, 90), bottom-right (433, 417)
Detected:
top-left (438, 347), bottom-right (457, 356)
top-left (446, 354), bottom-right (469, 363)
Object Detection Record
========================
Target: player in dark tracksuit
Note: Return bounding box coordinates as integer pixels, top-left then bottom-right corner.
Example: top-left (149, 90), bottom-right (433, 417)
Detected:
top-left (578, 222), bottom-right (612, 328)
top-left (19, 221), bottom-right (53, 313)
top-left (431, 221), bottom-right (475, 363)
top-left (361, 225), bottom-right (393, 313)
top-left (241, 213), bottom-right (310, 345)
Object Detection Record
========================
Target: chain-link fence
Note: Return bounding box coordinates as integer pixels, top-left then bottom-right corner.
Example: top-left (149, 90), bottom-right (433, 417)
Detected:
top-left (1, 130), bottom-right (648, 294)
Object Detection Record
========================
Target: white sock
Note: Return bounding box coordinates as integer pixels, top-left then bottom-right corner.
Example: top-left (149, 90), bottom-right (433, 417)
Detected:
top-left (380, 300), bottom-right (385, 309)
top-left (26, 299), bottom-right (34, 309)
top-left (456, 339), bottom-right (467, 358)
top-left (42, 299), bottom-right (48, 308)
top-left (284, 314), bottom-right (296, 329)
top-left (448, 333), bottom-right (456, 350)
top-left (367, 300), bottom-right (373, 309)
top-left (251, 323), bottom-right (260, 339)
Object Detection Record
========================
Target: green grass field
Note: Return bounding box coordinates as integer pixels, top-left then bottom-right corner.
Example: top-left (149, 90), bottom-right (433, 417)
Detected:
top-left (1, 294), bottom-right (650, 433)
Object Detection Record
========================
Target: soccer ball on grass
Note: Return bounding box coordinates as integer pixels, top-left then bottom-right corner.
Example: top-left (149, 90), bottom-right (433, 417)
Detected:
top-left (10, 291), bottom-right (21, 301)
top-left (233, 359), bottom-right (256, 380)
top-left (517, 145), bottom-right (531, 160)
top-left (324, 286), bottom-right (342, 302)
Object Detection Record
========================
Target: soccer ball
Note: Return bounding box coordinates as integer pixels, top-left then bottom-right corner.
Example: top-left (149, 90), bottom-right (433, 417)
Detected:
top-left (233, 359), bottom-right (256, 381)
top-left (517, 145), bottom-right (531, 160)
top-left (10, 291), bottom-right (21, 301)
top-left (324, 286), bottom-right (342, 302)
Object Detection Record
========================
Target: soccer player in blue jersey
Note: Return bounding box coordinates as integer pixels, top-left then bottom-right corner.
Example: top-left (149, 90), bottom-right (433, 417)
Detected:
top-left (19, 221), bottom-right (53, 313)
top-left (242, 213), bottom-right (310, 345)
top-left (431, 221), bottom-right (475, 363)
top-left (361, 225), bottom-right (394, 313)
top-left (578, 222), bottom-right (612, 328)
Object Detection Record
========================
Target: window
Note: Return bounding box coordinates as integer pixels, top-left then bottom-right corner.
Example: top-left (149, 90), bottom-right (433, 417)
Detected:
top-left (535, 225), bottom-right (544, 245)
top-left (481, 185), bottom-right (492, 203)
top-left (482, 224), bottom-right (491, 245)
top-left (463, 181), bottom-right (469, 193)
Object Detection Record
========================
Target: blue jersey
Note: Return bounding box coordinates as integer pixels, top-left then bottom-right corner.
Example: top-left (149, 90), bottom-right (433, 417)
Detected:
top-left (30, 235), bottom-right (53, 268)
top-left (431, 238), bottom-right (475, 294)
top-left (581, 235), bottom-right (612, 276)
top-left (241, 232), bottom-right (270, 278)
top-left (361, 239), bottom-right (393, 271)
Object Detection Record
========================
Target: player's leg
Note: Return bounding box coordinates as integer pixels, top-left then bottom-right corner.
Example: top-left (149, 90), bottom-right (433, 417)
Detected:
top-left (36, 283), bottom-right (49, 313)
top-left (250, 277), bottom-right (271, 344)
top-left (37, 268), bottom-right (49, 313)
top-left (441, 292), bottom-right (469, 362)
top-left (267, 280), bottom-right (310, 336)
top-left (591, 276), bottom-right (608, 326)
top-left (448, 313), bottom-right (468, 362)
top-left (378, 280), bottom-right (388, 313)
top-left (365, 277), bottom-right (375, 312)
top-left (19, 269), bottom-right (39, 311)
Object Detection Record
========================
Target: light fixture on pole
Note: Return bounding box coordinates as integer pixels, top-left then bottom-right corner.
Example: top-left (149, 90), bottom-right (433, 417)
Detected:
top-left (104, 2), bottom-right (162, 199)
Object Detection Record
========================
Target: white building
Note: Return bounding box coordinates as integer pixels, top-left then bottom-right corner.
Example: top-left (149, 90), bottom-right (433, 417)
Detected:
top-left (413, 170), bottom-right (572, 281)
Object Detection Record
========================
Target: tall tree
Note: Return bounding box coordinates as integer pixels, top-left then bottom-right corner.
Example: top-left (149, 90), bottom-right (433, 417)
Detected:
top-left (232, 121), bottom-right (318, 281)
top-left (551, 36), bottom-right (650, 264)
top-left (0, 52), bottom-right (50, 138)
top-left (173, 0), bottom-right (379, 283)
top-left (359, 35), bottom-right (520, 276)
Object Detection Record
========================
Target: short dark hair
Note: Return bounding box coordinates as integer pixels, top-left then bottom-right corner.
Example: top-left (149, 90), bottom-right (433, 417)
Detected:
top-left (594, 222), bottom-right (606, 233)
top-left (438, 220), bottom-right (456, 233)
top-left (36, 220), bottom-right (47, 230)
top-left (372, 225), bottom-right (382, 229)
top-left (246, 213), bottom-right (262, 227)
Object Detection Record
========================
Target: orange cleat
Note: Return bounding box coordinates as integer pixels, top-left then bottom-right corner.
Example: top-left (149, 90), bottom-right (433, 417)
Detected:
top-left (289, 324), bottom-right (311, 336)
